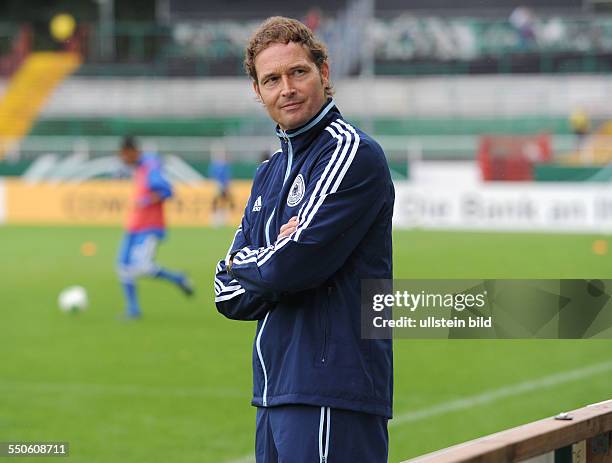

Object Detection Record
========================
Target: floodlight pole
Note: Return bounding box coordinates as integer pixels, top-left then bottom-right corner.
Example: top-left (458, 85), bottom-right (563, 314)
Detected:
top-left (96, 0), bottom-right (115, 61)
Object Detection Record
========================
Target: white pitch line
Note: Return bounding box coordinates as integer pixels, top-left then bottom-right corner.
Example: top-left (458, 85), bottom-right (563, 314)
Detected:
top-left (223, 360), bottom-right (612, 463)
top-left (0, 379), bottom-right (246, 399)
top-left (389, 360), bottom-right (612, 427)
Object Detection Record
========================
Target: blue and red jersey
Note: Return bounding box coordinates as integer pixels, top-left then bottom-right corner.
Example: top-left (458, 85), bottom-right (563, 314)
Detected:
top-left (126, 153), bottom-right (172, 236)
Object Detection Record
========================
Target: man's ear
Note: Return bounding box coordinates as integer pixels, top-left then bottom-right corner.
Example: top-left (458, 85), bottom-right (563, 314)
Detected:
top-left (253, 80), bottom-right (263, 104)
top-left (320, 62), bottom-right (330, 88)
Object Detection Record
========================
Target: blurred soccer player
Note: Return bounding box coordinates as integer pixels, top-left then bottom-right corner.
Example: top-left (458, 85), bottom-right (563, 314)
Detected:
top-left (208, 143), bottom-right (235, 226)
top-left (116, 136), bottom-right (193, 319)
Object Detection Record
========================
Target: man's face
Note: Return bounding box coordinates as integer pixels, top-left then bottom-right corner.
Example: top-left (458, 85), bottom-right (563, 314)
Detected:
top-left (253, 41), bottom-right (329, 131)
top-left (120, 147), bottom-right (140, 166)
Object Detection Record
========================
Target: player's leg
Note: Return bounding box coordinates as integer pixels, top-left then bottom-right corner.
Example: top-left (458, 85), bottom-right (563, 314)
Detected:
top-left (211, 191), bottom-right (224, 227)
top-left (136, 234), bottom-right (194, 296)
top-left (116, 233), bottom-right (142, 318)
top-left (269, 405), bottom-right (388, 463)
top-left (117, 232), bottom-right (160, 317)
top-left (255, 407), bottom-right (279, 463)
top-left (154, 268), bottom-right (194, 296)
top-left (223, 188), bottom-right (236, 211)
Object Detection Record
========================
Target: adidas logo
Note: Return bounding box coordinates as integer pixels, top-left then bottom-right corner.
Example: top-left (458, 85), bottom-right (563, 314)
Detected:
top-left (252, 196), bottom-right (262, 212)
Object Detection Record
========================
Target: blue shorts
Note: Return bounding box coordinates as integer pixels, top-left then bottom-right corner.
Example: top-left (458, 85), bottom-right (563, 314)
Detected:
top-left (116, 231), bottom-right (164, 282)
top-left (256, 405), bottom-right (388, 463)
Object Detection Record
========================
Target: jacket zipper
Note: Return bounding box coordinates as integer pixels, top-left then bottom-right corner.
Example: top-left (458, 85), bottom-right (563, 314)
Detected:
top-left (259, 133), bottom-right (293, 407)
top-left (264, 134), bottom-right (293, 247)
top-left (256, 311), bottom-right (270, 406)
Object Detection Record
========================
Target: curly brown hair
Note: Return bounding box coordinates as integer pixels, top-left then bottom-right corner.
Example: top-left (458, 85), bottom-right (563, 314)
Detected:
top-left (244, 16), bottom-right (333, 98)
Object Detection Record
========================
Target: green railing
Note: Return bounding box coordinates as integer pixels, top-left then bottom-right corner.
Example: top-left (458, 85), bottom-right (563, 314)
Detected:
top-left (28, 115), bottom-right (575, 138)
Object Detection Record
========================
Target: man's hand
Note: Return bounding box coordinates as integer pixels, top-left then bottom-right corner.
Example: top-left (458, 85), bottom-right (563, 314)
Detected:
top-left (278, 216), bottom-right (298, 240)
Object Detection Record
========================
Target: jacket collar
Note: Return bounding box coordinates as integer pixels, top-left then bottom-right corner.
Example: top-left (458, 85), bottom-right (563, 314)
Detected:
top-left (275, 99), bottom-right (339, 152)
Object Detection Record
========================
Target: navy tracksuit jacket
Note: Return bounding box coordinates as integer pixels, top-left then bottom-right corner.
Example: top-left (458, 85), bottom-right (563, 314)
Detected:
top-left (215, 99), bottom-right (394, 419)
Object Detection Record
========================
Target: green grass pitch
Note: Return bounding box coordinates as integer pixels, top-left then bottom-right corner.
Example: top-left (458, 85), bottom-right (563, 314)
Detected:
top-left (1, 226), bottom-right (611, 462)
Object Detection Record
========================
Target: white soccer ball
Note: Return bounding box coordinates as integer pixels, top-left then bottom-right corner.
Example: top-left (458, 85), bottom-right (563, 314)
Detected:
top-left (58, 286), bottom-right (89, 313)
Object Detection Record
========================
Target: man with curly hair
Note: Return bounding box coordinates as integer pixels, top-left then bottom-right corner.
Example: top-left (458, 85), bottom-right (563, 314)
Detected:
top-left (215, 17), bottom-right (394, 462)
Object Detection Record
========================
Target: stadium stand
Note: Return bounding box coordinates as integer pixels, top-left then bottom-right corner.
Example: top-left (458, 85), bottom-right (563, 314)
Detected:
top-left (0, 1), bottom-right (605, 78)
top-left (1, 0), bottom-right (611, 171)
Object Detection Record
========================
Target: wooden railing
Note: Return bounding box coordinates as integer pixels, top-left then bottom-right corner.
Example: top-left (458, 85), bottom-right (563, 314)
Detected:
top-left (403, 400), bottom-right (612, 463)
